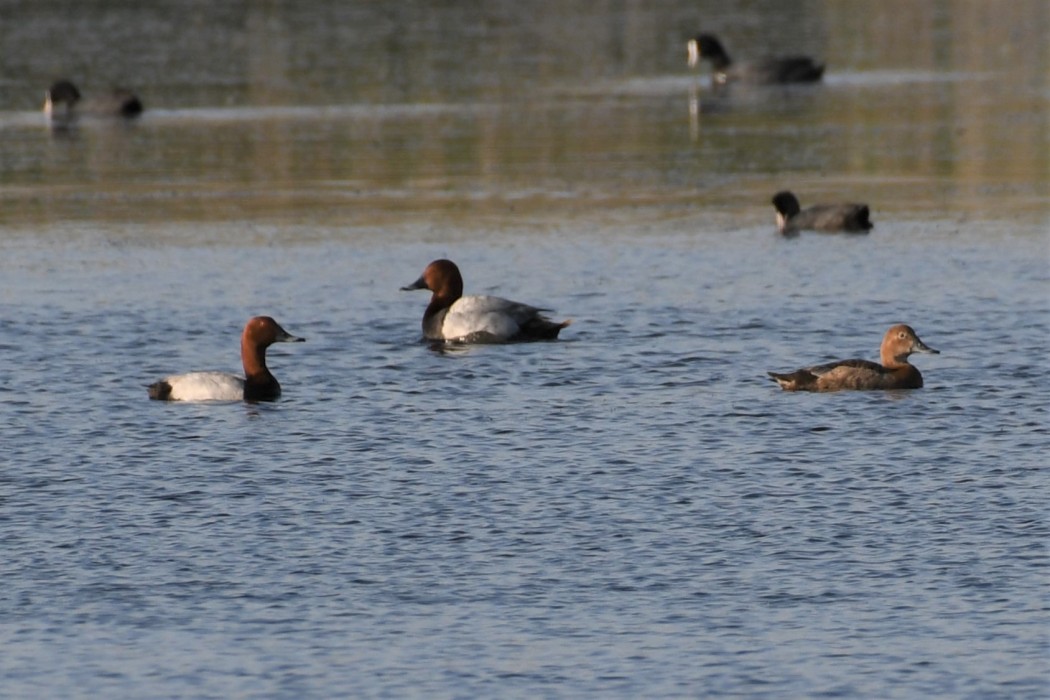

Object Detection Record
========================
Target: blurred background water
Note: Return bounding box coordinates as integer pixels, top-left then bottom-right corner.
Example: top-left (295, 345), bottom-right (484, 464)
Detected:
top-left (0, 1), bottom-right (1047, 698)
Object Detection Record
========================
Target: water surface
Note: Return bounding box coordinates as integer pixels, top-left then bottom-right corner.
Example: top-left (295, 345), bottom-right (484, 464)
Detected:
top-left (0, 1), bottom-right (1047, 698)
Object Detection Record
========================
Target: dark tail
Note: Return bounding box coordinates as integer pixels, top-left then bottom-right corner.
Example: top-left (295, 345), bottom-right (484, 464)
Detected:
top-left (767, 370), bottom-right (816, 391)
top-left (522, 318), bottom-right (572, 340)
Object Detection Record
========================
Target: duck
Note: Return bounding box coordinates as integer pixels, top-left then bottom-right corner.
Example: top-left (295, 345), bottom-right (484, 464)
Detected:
top-left (686, 34), bottom-right (825, 85)
top-left (772, 191), bottom-right (873, 235)
top-left (768, 324), bottom-right (939, 392)
top-left (148, 316), bottom-right (304, 402)
top-left (44, 80), bottom-right (144, 120)
top-left (401, 259), bottom-right (570, 343)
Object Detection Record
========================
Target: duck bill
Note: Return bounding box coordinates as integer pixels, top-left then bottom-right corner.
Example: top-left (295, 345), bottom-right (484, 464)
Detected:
top-left (400, 276), bottom-right (427, 291)
top-left (687, 39), bottom-right (699, 67)
top-left (277, 330), bottom-right (305, 343)
top-left (775, 211), bottom-right (789, 234)
top-left (913, 338), bottom-right (938, 354)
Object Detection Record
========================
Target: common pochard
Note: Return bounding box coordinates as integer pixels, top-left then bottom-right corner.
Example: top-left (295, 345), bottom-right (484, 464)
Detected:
top-left (401, 259), bottom-right (570, 343)
top-left (148, 316), bottom-right (304, 402)
top-left (768, 324), bottom-right (939, 391)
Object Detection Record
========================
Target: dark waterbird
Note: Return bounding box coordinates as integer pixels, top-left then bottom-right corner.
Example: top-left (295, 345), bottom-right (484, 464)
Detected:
top-left (687, 34), bottom-right (824, 85)
top-left (771, 191), bottom-right (873, 235)
top-left (44, 80), bottom-right (144, 120)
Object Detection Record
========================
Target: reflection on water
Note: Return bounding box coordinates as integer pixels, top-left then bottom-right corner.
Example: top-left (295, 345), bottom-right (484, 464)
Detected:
top-left (0, 0), bottom-right (1046, 230)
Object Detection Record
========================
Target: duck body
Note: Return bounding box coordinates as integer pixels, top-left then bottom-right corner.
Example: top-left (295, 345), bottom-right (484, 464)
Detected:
top-left (772, 191), bottom-right (872, 234)
top-left (768, 359), bottom-right (924, 392)
top-left (769, 324), bottom-right (938, 392)
top-left (402, 259), bottom-right (570, 343)
top-left (148, 316), bottom-right (304, 402)
top-left (740, 56), bottom-right (826, 84)
top-left (44, 80), bottom-right (144, 120)
top-left (426, 295), bottom-right (563, 343)
top-left (148, 371), bottom-right (249, 402)
top-left (687, 34), bottom-right (824, 85)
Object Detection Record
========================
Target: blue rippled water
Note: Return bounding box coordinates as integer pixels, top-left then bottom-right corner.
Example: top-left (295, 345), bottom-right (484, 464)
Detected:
top-left (1, 221), bottom-right (1046, 698)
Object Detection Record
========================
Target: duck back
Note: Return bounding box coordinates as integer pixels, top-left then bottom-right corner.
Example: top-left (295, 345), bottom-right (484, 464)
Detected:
top-left (795, 203), bottom-right (872, 232)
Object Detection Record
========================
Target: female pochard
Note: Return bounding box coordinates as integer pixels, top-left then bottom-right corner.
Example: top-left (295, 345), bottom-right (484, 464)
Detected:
top-left (768, 324), bottom-right (939, 392)
top-left (401, 259), bottom-right (570, 343)
top-left (148, 316), bottom-right (304, 402)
